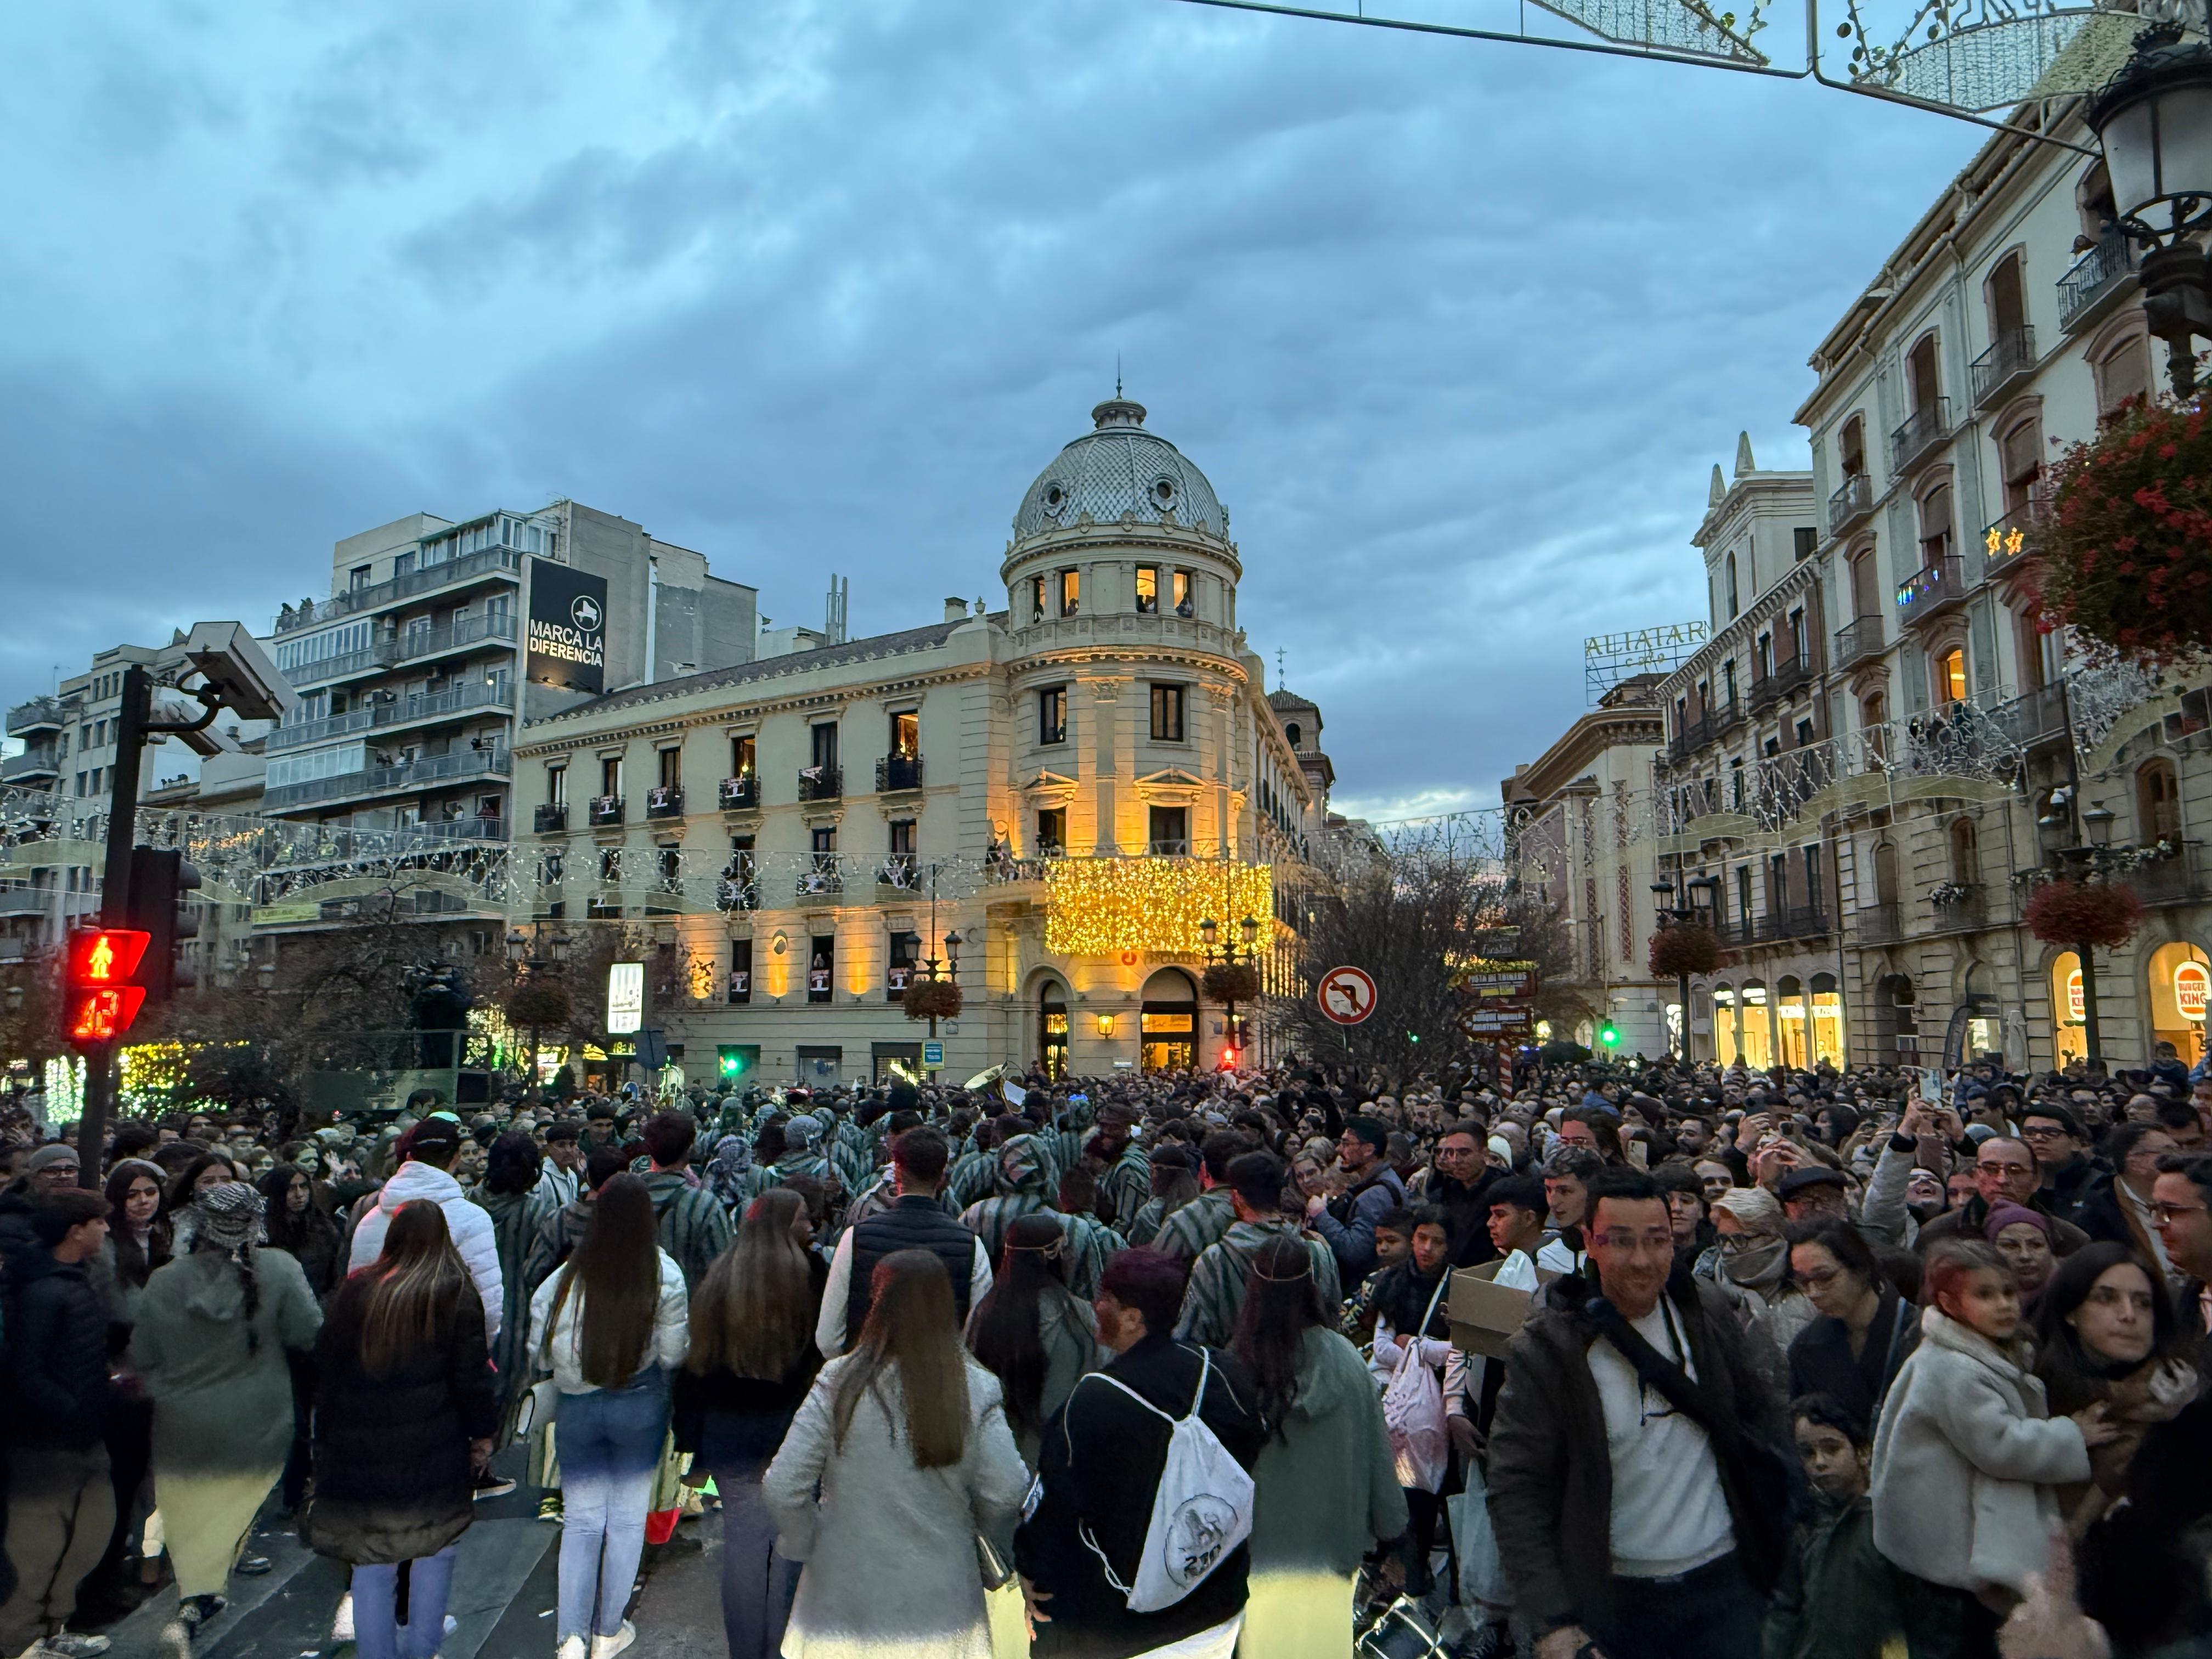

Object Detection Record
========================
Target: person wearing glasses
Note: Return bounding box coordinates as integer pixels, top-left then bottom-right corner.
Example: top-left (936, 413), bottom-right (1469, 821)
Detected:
top-left (2151, 1154), bottom-right (2212, 1362)
top-left (2017, 1104), bottom-right (2109, 1226)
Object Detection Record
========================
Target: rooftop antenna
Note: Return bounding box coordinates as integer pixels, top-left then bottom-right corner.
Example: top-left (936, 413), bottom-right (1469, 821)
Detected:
top-left (1116, 354), bottom-right (1122, 399)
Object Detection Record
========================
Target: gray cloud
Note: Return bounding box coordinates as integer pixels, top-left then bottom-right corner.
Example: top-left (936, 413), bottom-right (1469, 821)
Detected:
top-left (0, 0), bottom-right (1982, 820)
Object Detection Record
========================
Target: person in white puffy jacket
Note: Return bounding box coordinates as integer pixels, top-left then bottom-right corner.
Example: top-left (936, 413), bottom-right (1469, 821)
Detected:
top-left (346, 1115), bottom-right (504, 1340)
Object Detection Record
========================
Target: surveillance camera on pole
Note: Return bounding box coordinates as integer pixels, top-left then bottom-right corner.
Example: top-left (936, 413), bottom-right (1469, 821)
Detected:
top-left (180, 621), bottom-right (298, 724)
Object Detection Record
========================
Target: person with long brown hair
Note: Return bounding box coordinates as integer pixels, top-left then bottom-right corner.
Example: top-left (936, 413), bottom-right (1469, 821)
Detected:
top-left (763, 1249), bottom-right (1028, 1659)
top-left (528, 1173), bottom-right (689, 1659)
top-left (673, 1189), bottom-right (826, 1659)
top-left (966, 1212), bottom-right (1098, 1465)
top-left (1231, 1233), bottom-right (1406, 1657)
top-left (301, 1201), bottom-right (498, 1659)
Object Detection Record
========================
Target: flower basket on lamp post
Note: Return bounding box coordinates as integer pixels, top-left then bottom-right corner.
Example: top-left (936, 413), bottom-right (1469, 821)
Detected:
top-left (2030, 398), bottom-right (2212, 664)
top-left (1200, 962), bottom-right (1261, 1006)
top-left (2023, 878), bottom-right (2144, 950)
top-left (902, 979), bottom-right (963, 1024)
top-left (1647, 923), bottom-right (1722, 980)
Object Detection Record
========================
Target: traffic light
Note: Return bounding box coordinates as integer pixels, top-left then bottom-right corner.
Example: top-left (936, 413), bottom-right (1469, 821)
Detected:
top-left (1598, 1020), bottom-right (1622, 1049)
top-left (66, 928), bottom-right (151, 1047)
top-left (129, 848), bottom-right (201, 1003)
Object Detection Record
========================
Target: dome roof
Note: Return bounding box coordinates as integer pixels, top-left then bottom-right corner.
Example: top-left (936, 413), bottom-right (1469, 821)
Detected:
top-left (1012, 399), bottom-right (1225, 542)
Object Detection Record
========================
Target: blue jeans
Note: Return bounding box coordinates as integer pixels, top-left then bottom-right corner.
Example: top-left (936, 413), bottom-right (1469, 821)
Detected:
top-left (351, 1547), bottom-right (456, 1659)
top-left (555, 1376), bottom-right (669, 1641)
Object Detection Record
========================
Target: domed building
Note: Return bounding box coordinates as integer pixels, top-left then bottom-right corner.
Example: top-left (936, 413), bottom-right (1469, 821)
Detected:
top-left (509, 398), bottom-right (1334, 1088)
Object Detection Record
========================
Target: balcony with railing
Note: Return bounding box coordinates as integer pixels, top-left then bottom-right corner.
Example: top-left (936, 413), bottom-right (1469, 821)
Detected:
top-left (264, 678), bottom-right (515, 753)
top-left (1831, 614), bottom-right (1883, 672)
top-left (392, 612), bottom-right (519, 666)
top-left (798, 764), bottom-right (843, 802)
top-left (1928, 883), bottom-right (1989, 933)
top-left (1981, 493), bottom-right (2049, 584)
top-left (877, 853), bottom-right (923, 891)
top-left (1852, 903), bottom-right (1905, 945)
top-left (1712, 695), bottom-right (1746, 736)
top-left (2058, 232), bottom-right (2138, 333)
top-left (274, 547), bottom-right (523, 633)
top-left (1749, 656), bottom-right (1814, 714)
top-left (534, 803), bottom-right (568, 833)
top-left (262, 745), bottom-right (511, 811)
top-left (1889, 399), bottom-right (1951, 475)
top-left (1753, 905), bottom-right (1830, 941)
top-left (1, 749), bottom-right (61, 785)
top-left (1827, 471), bottom-right (1874, 537)
top-left (796, 856), bottom-right (843, 898)
top-left (877, 754), bottom-right (924, 793)
top-left (589, 794), bottom-right (624, 827)
top-left (5, 697), bottom-right (67, 738)
top-left (1989, 681), bottom-right (2068, 749)
top-left (2132, 842), bottom-right (2208, 905)
top-left (1898, 556), bottom-right (1968, 628)
top-left (1971, 327), bottom-right (2037, 408)
top-left (288, 639), bottom-right (403, 687)
top-left (719, 774), bottom-right (760, 810)
top-left (646, 785), bottom-right (685, 820)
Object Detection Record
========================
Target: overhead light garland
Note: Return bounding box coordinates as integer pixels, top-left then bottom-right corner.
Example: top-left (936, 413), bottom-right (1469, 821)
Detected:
top-left (1043, 858), bottom-right (1273, 956)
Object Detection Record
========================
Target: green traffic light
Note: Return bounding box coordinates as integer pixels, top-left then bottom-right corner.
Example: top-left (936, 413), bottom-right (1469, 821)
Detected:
top-left (1598, 1022), bottom-right (1621, 1048)
top-left (718, 1045), bottom-right (750, 1078)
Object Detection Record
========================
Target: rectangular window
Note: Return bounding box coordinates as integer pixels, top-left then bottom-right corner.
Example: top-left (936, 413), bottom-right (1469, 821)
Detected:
top-left (349, 565), bottom-right (373, 590)
top-left (1030, 575), bottom-right (1047, 622)
top-left (729, 835), bottom-right (757, 906)
top-left (600, 756), bottom-right (622, 797)
top-left (546, 765), bottom-right (566, 805)
top-left (1039, 686), bottom-right (1067, 746)
top-left (888, 931), bottom-right (919, 995)
top-left (394, 551), bottom-right (417, 577)
top-left (888, 819), bottom-right (916, 861)
top-left (808, 935), bottom-right (834, 1003)
top-left (811, 825), bottom-right (836, 855)
top-left (1058, 569), bottom-right (1080, 617)
top-left (1795, 717), bottom-right (1814, 748)
top-left (1721, 661), bottom-right (1737, 706)
top-left (889, 710), bottom-right (919, 757)
top-left (1736, 864), bottom-right (1753, 926)
top-left (730, 733), bottom-right (755, 777)
top-left (728, 939), bottom-right (752, 1005)
top-left (1036, 807), bottom-right (1066, 854)
top-left (1148, 805), bottom-right (1189, 855)
top-left (1172, 569), bottom-right (1194, 617)
top-left (658, 747), bottom-right (681, 789)
top-left (1803, 843), bottom-right (1824, 914)
top-left (599, 848), bottom-right (621, 884)
top-left (1756, 634), bottom-right (1774, 677)
top-left (1149, 683), bottom-right (1186, 742)
top-left (811, 723), bottom-right (839, 770)
top-left (1789, 608), bottom-right (1808, 661)
top-left (1793, 527), bottom-right (1816, 561)
top-left (1135, 566), bottom-right (1159, 613)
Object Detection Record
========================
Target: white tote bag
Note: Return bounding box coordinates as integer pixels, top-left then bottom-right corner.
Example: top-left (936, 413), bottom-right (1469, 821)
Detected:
top-left (1380, 1277), bottom-right (1451, 1493)
top-left (1079, 1349), bottom-right (1257, 1613)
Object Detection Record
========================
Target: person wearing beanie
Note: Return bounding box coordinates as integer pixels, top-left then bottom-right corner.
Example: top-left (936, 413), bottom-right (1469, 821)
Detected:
top-left (130, 1183), bottom-right (322, 1640)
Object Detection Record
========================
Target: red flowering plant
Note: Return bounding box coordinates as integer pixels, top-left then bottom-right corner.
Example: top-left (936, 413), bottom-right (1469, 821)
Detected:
top-left (1201, 961), bottom-right (1262, 1005)
top-left (2023, 877), bottom-right (2144, 950)
top-left (2030, 396), bottom-right (2212, 664)
top-left (902, 979), bottom-right (963, 1022)
top-left (1647, 923), bottom-right (1723, 979)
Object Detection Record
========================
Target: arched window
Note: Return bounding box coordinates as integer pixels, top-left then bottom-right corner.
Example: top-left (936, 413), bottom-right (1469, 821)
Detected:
top-left (1039, 981), bottom-right (1070, 1080)
top-left (1860, 691), bottom-right (1888, 768)
top-left (2051, 950), bottom-right (2086, 1067)
top-left (1809, 971), bottom-right (1845, 1064)
top-left (2094, 329), bottom-right (2153, 417)
top-left (1849, 548), bottom-right (1881, 621)
top-left (2148, 940), bottom-right (2211, 1067)
top-left (1908, 335), bottom-right (1942, 416)
top-left (1712, 984), bottom-right (1739, 1066)
top-left (2076, 159), bottom-right (2117, 243)
top-left (1139, 968), bottom-right (1199, 1075)
top-left (1778, 974), bottom-right (1809, 1067)
top-left (1284, 722), bottom-right (1301, 748)
top-left (1996, 414), bottom-right (2043, 517)
top-left (1739, 979), bottom-right (1773, 1069)
top-left (1936, 646), bottom-right (1968, 705)
top-left (2139, 758), bottom-right (2182, 844)
top-left (1918, 479), bottom-right (1955, 569)
top-left (1839, 415), bottom-right (1867, 479)
top-left (1726, 552), bottom-right (1740, 618)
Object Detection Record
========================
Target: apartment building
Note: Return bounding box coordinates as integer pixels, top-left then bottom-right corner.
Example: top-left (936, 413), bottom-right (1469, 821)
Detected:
top-left (507, 398), bottom-right (1330, 1087)
top-left (1658, 92), bottom-right (2209, 1072)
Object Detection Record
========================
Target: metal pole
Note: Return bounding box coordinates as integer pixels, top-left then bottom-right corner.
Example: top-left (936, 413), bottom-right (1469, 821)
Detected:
top-left (2079, 940), bottom-right (2104, 1069)
top-left (77, 665), bottom-right (150, 1181)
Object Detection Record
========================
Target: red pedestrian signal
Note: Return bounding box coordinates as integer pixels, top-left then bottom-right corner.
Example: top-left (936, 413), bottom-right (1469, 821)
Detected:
top-left (67, 928), bottom-right (151, 1047)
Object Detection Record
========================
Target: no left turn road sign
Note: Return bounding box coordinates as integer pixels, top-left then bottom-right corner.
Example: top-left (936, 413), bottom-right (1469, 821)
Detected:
top-left (1317, 964), bottom-right (1378, 1025)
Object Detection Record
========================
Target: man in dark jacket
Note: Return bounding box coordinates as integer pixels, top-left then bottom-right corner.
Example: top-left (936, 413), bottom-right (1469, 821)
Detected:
top-left (0, 1189), bottom-right (117, 1659)
top-left (1017, 1249), bottom-right (1263, 1658)
top-left (1410, 1120), bottom-right (1503, 1267)
top-left (1307, 1115), bottom-right (1406, 1284)
top-left (815, 1127), bottom-right (990, 1356)
top-left (1486, 1169), bottom-right (1789, 1659)
top-left (2020, 1102), bottom-right (2111, 1223)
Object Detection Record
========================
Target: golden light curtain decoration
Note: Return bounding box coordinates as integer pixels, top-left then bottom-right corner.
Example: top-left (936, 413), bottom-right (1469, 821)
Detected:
top-left (1042, 858), bottom-right (1273, 956)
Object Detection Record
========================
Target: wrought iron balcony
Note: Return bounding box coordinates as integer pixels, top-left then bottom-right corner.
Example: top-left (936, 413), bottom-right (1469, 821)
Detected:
top-left (1929, 883), bottom-right (1988, 933)
top-left (1989, 682), bottom-right (2068, 749)
top-left (2132, 842), bottom-right (2207, 905)
top-left (719, 774), bottom-right (759, 810)
top-left (646, 786), bottom-right (685, 819)
top-left (877, 754), bottom-right (924, 792)
top-left (589, 794), bottom-right (624, 827)
top-left (798, 764), bottom-right (842, 802)
top-left (1889, 399), bottom-right (1951, 475)
top-left (2058, 232), bottom-right (2138, 333)
top-left (1749, 657), bottom-right (1814, 713)
top-left (1827, 472), bottom-right (1874, 537)
top-left (1981, 494), bottom-right (2048, 583)
top-left (1852, 903), bottom-right (1905, 945)
top-left (1832, 615), bottom-right (1883, 672)
top-left (1897, 556), bottom-right (1967, 628)
top-left (1757, 905), bottom-right (1830, 941)
top-left (534, 803), bottom-right (568, 833)
top-left (1971, 327), bottom-right (2037, 408)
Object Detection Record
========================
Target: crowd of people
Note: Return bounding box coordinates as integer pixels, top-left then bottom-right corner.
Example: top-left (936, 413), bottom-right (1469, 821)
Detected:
top-left (0, 1042), bottom-right (2208, 1659)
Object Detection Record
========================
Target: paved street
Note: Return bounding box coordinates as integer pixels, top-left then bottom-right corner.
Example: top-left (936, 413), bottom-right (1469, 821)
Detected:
top-left (82, 1450), bottom-right (725, 1659)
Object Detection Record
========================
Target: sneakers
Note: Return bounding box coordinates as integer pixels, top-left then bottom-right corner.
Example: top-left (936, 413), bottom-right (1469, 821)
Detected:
top-left (537, 1494), bottom-right (564, 1524)
top-left (589, 1623), bottom-right (635, 1659)
top-left (556, 1637), bottom-right (586, 1659)
top-left (39, 1635), bottom-right (112, 1659)
top-left (331, 1592), bottom-right (355, 1645)
top-left (175, 1596), bottom-right (225, 1640)
top-left (233, 1557), bottom-right (272, 1578)
top-left (473, 1470), bottom-right (517, 1500)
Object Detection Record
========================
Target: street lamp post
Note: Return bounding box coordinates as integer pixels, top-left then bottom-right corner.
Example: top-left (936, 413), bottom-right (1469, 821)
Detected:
top-left (2086, 25), bottom-right (2212, 397)
top-left (1199, 913), bottom-right (1262, 1065)
top-left (1650, 871), bottom-right (1716, 1065)
top-left (2038, 787), bottom-right (2130, 1068)
top-left (504, 922), bottom-right (571, 1084)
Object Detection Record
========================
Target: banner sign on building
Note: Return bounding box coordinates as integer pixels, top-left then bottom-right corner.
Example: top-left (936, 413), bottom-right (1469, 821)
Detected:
top-left (607, 962), bottom-right (645, 1035)
top-left (527, 559), bottom-right (608, 693)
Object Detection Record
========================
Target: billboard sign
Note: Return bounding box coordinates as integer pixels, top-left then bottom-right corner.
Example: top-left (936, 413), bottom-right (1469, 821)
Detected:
top-left (607, 961), bottom-right (645, 1035)
top-left (527, 558), bottom-right (608, 693)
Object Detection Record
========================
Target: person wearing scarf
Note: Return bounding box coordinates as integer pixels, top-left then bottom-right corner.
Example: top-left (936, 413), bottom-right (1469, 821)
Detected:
top-left (129, 1183), bottom-right (323, 1640)
top-left (1708, 1185), bottom-right (1816, 1391)
top-left (706, 1134), bottom-right (754, 1215)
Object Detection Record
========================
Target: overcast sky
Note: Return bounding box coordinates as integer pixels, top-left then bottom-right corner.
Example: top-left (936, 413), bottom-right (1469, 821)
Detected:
top-left (0, 0), bottom-right (1983, 822)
